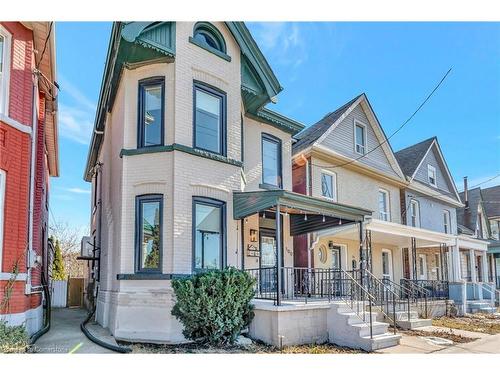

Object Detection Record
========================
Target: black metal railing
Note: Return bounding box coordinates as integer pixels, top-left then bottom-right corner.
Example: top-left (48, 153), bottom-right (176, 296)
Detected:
top-left (400, 279), bottom-right (449, 300)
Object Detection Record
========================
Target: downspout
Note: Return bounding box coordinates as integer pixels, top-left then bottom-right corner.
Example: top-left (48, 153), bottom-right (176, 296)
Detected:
top-left (25, 71), bottom-right (40, 295)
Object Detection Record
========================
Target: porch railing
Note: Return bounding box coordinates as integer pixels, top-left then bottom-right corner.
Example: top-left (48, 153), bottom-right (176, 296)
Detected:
top-left (400, 279), bottom-right (449, 300)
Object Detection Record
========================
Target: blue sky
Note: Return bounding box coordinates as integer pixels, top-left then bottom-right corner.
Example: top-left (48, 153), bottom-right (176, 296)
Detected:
top-left (51, 22), bottom-right (500, 232)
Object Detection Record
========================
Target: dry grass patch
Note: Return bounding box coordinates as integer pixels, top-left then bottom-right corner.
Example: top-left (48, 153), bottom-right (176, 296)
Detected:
top-left (403, 329), bottom-right (476, 344)
top-left (432, 314), bottom-right (500, 335)
top-left (130, 341), bottom-right (365, 354)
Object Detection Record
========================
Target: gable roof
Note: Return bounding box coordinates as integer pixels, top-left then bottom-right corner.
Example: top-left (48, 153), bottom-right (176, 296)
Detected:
top-left (292, 94), bottom-right (363, 155)
top-left (394, 137), bottom-right (436, 178)
top-left (395, 137), bottom-right (461, 202)
top-left (292, 93), bottom-right (405, 181)
top-left (481, 185), bottom-right (500, 219)
top-left (84, 21), bottom-right (286, 181)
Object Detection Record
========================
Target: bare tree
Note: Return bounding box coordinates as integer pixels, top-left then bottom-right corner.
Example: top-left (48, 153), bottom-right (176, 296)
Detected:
top-left (49, 221), bottom-right (89, 278)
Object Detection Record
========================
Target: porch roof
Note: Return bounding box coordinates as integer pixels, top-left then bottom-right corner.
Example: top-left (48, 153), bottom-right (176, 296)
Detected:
top-left (318, 218), bottom-right (456, 247)
top-left (233, 190), bottom-right (371, 236)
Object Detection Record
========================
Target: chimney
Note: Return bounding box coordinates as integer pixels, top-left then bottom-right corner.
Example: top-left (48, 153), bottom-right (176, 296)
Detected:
top-left (463, 176), bottom-right (469, 209)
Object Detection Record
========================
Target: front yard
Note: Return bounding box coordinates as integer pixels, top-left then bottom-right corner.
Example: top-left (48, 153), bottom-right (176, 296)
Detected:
top-left (432, 314), bottom-right (500, 335)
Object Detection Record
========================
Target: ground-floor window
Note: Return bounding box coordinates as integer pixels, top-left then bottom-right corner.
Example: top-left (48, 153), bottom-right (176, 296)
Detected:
top-left (193, 197), bottom-right (226, 271)
top-left (135, 194), bottom-right (163, 273)
top-left (381, 249), bottom-right (392, 280)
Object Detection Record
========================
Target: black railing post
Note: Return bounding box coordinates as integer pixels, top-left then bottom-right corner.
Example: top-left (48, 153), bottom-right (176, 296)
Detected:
top-left (275, 203), bottom-right (282, 306)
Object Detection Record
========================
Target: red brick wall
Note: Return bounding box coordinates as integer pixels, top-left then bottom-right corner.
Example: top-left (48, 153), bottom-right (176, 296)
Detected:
top-left (0, 22), bottom-right (48, 316)
top-left (1, 22), bottom-right (34, 125)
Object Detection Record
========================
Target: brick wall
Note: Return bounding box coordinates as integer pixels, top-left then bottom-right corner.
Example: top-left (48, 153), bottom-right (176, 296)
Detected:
top-left (0, 22), bottom-right (48, 317)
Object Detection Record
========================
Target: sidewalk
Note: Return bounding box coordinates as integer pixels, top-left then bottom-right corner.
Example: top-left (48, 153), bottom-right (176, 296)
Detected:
top-left (31, 308), bottom-right (115, 354)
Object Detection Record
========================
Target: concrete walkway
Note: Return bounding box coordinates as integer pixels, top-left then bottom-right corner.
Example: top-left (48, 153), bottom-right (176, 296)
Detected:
top-left (377, 330), bottom-right (500, 354)
top-left (31, 308), bottom-right (115, 354)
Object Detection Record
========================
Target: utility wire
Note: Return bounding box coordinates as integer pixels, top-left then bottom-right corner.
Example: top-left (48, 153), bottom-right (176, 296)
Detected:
top-left (311, 68), bottom-right (453, 170)
top-left (36, 22), bottom-right (53, 70)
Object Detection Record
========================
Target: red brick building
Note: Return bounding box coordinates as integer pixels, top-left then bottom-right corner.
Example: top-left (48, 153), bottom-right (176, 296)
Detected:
top-left (0, 22), bottom-right (58, 335)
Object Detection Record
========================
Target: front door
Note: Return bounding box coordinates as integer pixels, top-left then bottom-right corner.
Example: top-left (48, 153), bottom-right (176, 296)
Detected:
top-left (476, 255), bottom-right (483, 282)
top-left (418, 254), bottom-right (428, 280)
top-left (331, 245), bottom-right (342, 269)
top-left (259, 230), bottom-right (277, 293)
top-left (382, 249), bottom-right (393, 281)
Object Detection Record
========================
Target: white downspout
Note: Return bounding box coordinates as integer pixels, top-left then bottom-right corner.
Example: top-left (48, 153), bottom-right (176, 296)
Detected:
top-left (25, 72), bottom-right (39, 294)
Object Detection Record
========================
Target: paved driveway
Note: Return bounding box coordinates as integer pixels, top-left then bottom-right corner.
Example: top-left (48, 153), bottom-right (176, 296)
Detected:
top-left (31, 308), bottom-right (115, 354)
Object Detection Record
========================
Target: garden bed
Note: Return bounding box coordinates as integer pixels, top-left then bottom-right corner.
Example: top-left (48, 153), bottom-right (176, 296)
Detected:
top-left (432, 314), bottom-right (500, 335)
top-left (129, 341), bottom-right (366, 354)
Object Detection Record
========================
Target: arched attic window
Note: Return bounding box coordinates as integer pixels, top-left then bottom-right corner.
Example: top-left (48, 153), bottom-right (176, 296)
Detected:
top-left (193, 22), bottom-right (227, 54)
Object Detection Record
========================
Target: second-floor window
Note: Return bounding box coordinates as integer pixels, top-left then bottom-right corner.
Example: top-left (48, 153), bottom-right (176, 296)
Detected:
top-left (378, 189), bottom-right (390, 221)
top-left (138, 77), bottom-right (165, 148)
top-left (354, 121), bottom-right (366, 155)
top-left (0, 26), bottom-right (11, 116)
top-left (321, 171), bottom-right (337, 201)
top-left (427, 164), bottom-right (437, 187)
top-left (194, 82), bottom-right (226, 155)
top-left (410, 199), bottom-right (420, 227)
top-left (262, 133), bottom-right (282, 188)
top-left (443, 209), bottom-right (451, 234)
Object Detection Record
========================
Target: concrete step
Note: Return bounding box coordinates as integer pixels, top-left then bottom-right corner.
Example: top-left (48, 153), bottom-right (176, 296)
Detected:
top-left (467, 300), bottom-right (496, 314)
top-left (394, 311), bottom-right (419, 321)
top-left (365, 332), bottom-right (402, 351)
top-left (396, 318), bottom-right (433, 330)
top-left (352, 321), bottom-right (389, 337)
top-left (327, 301), bottom-right (400, 352)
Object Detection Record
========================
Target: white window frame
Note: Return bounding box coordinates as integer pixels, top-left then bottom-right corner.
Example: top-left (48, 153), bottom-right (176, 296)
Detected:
top-left (0, 170), bottom-right (6, 271)
top-left (378, 188), bottom-right (390, 221)
top-left (381, 249), bottom-right (393, 280)
top-left (427, 164), bottom-right (437, 187)
top-left (0, 25), bottom-right (11, 116)
top-left (320, 170), bottom-right (337, 201)
top-left (409, 199), bottom-right (420, 228)
top-left (353, 119), bottom-right (367, 155)
top-left (443, 209), bottom-right (451, 234)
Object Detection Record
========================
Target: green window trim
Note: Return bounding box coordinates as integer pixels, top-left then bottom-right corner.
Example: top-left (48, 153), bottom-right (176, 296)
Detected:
top-left (188, 37), bottom-right (231, 62)
top-left (119, 143), bottom-right (243, 167)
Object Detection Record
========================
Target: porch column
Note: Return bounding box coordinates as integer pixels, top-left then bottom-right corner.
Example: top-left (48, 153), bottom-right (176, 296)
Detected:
top-left (469, 249), bottom-right (477, 283)
top-left (411, 237), bottom-right (417, 281)
top-left (359, 221), bottom-right (365, 283)
top-left (276, 203), bottom-right (282, 306)
top-left (450, 240), bottom-right (461, 282)
top-left (481, 253), bottom-right (488, 283)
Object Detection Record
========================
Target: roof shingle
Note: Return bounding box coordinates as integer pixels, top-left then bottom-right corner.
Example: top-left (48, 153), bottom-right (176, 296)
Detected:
top-left (394, 137), bottom-right (436, 178)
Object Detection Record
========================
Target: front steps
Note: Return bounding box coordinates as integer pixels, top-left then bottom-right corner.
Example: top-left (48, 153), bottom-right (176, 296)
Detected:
top-left (374, 305), bottom-right (433, 330)
top-left (467, 300), bottom-right (496, 314)
top-left (327, 302), bottom-right (401, 352)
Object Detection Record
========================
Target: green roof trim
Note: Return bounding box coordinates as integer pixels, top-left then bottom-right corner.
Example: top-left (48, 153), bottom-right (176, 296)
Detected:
top-left (233, 190), bottom-right (371, 222)
top-left (248, 107), bottom-right (305, 135)
top-left (120, 143), bottom-right (243, 167)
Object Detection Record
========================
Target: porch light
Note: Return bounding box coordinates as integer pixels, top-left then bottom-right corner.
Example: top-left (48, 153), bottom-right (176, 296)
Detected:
top-left (322, 215), bottom-right (326, 223)
top-left (339, 218), bottom-right (342, 225)
top-left (304, 213), bottom-right (308, 221)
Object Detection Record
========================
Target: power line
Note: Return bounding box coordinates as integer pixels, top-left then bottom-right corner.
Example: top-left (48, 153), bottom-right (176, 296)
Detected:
top-left (311, 67), bottom-right (453, 170)
top-left (36, 22), bottom-right (53, 70)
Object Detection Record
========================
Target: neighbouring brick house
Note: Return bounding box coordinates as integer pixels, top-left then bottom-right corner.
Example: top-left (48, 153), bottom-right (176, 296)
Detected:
top-left (0, 22), bottom-right (58, 335)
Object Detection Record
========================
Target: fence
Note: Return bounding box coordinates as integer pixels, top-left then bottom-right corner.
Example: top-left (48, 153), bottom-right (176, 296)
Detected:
top-left (51, 280), bottom-right (68, 308)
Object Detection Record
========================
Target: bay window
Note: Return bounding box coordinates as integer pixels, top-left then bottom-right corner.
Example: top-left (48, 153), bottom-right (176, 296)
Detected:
top-left (261, 133), bottom-right (282, 188)
top-left (135, 195), bottom-right (163, 273)
top-left (193, 197), bottom-right (225, 271)
top-left (138, 77), bottom-right (165, 148)
top-left (194, 82), bottom-right (226, 155)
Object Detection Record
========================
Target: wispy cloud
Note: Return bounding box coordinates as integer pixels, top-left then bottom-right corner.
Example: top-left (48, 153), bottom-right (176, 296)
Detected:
top-left (58, 103), bottom-right (94, 145)
top-left (57, 75), bottom-right (95, 145)
top-left (249, 22), bottom-right (307, 69)
top-left (65, 187), bottom-right (91, 194)
top-left (53, 194), bottom-right (74, 201)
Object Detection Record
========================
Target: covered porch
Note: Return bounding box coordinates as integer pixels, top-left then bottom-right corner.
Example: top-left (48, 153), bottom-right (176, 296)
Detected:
top-left (314, 218), bottom-right (456, 300)
top-left (233, 189), bottom-right (371, 305)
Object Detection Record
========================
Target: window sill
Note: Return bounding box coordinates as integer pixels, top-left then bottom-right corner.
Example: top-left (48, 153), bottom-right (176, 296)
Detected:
top-left (117, 273), bottom-right (190, 280)
top-left (188, 37), bottom-right (231, 62)
top-left (259, 183), bottom-right (282, 191)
